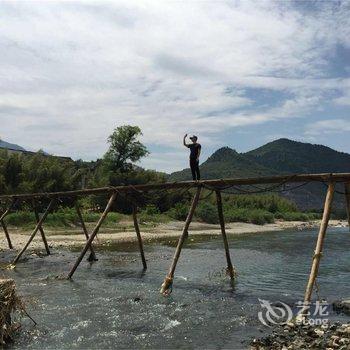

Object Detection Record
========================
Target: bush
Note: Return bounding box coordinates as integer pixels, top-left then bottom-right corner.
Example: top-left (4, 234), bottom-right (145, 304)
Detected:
top-left (223, 208), bottom-right (274, 225)
top-left (139, 205), bottom-right (169, 223)
top-left (141, 205), bottom-right (160, 216)
top-left (5, 207), bottom-right (123, 228)
top-left (167, 202), bottom-right (189, 221)
top-left (195, 202), bottom-right (219, 224)
top-left (275, 211), bottom-right (313, 221)
top-left (307, 212), bottom-right (322, 220)
top-left (274, 212), bottom-right (283, 220)
top-left (249, 212), bottom-right (266, 225)
top-left (221, 193), bottom-right (297, 212)
top-left (224, 208), bottom-right (250, 223)
top-left (6, 211), bottom-right (36, 226)
top-left (260, 210), bottom-right (274, 224)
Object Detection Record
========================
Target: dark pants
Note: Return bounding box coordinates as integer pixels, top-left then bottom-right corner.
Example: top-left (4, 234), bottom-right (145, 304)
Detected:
top-left (190, 158), bottom-right (200, 180)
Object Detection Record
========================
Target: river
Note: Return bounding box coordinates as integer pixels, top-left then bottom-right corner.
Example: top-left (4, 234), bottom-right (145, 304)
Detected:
top-left (1, 227), bottom-right (350, 349)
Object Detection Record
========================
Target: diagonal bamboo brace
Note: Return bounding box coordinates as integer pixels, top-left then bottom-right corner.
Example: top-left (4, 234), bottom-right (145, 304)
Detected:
top-left (300, 182), bottom-right (334, 317)
top-left (160, 186), bottom-right (202, 296)
top-left (67, 192), bottom-right (118, 279)
top-left (12, 199), bottom-right (56, 265)
top-left (0, 199), bottom-right (16, 222)
top-left (0, 199), bottom-right (17, 249)
top-left (1, 220), bottom-right (13, 249)
top-left (132, 205), bottom-right (147, 269)
top-left (75, 203), bottom-right (97, 262)
top-left (215, 190), bottom-right (235, 280)
top-left (33, 201), bottom-right (50, 255)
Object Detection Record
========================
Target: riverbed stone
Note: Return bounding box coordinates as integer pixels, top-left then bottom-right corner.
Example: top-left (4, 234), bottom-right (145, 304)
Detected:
top-left (250, 321), bottom-right (350, 350)
top-left (314, 329), bottom-right (324, 336)
top-left (333, 299), bottom-right (350, 315)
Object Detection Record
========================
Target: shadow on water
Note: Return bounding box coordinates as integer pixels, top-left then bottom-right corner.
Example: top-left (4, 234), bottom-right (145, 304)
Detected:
top-left (0, 227), bottom-right (349, 349)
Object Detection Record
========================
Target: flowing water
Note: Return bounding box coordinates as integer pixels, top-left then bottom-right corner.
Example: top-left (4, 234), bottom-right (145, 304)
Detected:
top-left (1, 227), bottom-right (350, 349)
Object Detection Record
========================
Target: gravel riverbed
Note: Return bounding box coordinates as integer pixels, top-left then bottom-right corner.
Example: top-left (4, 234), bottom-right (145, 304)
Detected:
top-left (251, 322), bottom-right (350, 349)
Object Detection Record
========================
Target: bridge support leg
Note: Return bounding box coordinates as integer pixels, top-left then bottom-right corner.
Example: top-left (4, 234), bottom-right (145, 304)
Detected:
top-left (12, 199), bottom-right (56, 265)
top-left (33, 202), bottom-right (50, 255)
top-left (1, 220), bottom-right (13, 250)
top-left (215, 190), bottom-right (235, 280)
top-left (132, 205), bottom-right (147, 270)
top-left (67, 192), bottom-right (118, 279)
top-left (344, 182), bottom-right (350, 232)
top-left (300, 182), bottom-right (334, 317)
top-left (75, 203), bottom-right (98, 262)
top-left (160, 186), bottom-right (202, 296)
top-left (0, 200), bottom-right (16, 249)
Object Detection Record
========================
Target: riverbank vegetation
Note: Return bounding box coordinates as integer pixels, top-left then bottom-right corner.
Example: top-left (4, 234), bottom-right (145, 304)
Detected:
top-left (3, 192), bottom-right (323, 228)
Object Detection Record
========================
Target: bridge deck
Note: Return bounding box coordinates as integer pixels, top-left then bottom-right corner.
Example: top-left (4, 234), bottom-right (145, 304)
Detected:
top-left (0, 172), bottom-right (349, 200)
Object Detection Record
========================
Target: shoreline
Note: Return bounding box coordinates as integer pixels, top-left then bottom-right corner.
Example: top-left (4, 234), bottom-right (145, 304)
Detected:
top-left (0, 220), bottom-right (347, 251)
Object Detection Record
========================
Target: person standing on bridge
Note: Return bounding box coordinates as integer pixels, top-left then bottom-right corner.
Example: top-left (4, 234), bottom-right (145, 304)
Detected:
top-left (183, 134), bottom-right (201, 181)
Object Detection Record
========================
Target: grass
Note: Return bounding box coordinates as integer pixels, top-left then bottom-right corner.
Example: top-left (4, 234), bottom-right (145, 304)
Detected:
top-left (5, 208), bottom-right (126, 229)
top-left (138, 205), bottom-right (171, 225)
top-left (169, 201), bottom-right (321, 225)
top-left (3, 204), bottom-right (323, 229)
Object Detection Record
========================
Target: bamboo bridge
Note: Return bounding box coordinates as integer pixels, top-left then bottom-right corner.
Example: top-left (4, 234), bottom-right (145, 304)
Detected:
top-left (1, 172), bottom-right (350, 315)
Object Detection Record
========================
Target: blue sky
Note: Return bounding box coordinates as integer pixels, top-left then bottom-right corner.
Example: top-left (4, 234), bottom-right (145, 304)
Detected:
top-left (0, 0), bottom-right (349, 172)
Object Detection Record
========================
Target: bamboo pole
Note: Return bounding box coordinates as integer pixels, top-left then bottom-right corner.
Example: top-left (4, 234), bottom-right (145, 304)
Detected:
top-left (215, 190), bottom-right (235, 280)
top-left (132, 205), bottom-right (147, 269)
top-left (0, 199), bottom-right (16, 249)
top-left (33, 202), bottom-right (50, 255)
top-left (0, 199), bottom-right (16, 222)
top-left (12, 199), bottom-right (56, 265)
top-left (75, 203), bottom-right (97, 262)
top-left (160, 186), bottom-right (202, 296)
top-left (344, 182), bottom-right (350, 231)
top-left (67, 192), bottom-right (118, 279)
top-left (0, 220), bottom-right (13, 249)
top-left (301, 182), bottom-right (335, 316)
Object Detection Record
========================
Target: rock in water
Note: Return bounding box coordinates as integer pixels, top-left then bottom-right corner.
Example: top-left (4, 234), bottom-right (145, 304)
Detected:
top-left (333, 299), bottom-right (350, 315)
top-left (0, 279), bottom-right (22, 344)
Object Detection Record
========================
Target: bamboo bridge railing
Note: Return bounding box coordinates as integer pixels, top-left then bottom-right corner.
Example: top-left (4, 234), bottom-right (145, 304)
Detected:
top-left (1, 172), bottom-right (350, 317)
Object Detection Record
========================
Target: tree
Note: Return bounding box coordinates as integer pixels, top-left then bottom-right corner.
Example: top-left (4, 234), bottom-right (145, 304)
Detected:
top-left (4, 155), bottom-right (22, 191)
top-left (104, 125), bottom-right (149, 172)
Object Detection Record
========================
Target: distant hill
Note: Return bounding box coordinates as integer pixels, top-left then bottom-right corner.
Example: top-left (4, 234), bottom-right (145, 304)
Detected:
top-left (169, 138), bottom-right (350, 209)
top-left (0, 139), bottom-right (26, 151)
top-left (0, 138), bottom-right (70, 161)
top-left (246, 138), bottom-right (350, 174)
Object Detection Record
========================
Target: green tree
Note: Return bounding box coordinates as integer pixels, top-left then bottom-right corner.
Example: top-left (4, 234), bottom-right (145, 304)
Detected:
top-left (0, 174), bottom-right (5, 194)
top-left (18, 153), bottom-right (79, 194)
top-left (104, 125), bottom-right (149, 172)
top-left (4, 155), bottom-right (22, 191)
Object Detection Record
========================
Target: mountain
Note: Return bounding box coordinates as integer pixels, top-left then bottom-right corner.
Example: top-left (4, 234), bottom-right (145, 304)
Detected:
top-left (169, 139), bottom-right (350, 209)
top-left (246, 138), bottom-right (350, 174)
top-left (0, 139), bottom-right (26, 151)
top-left (0, 139), bottom-right (68, 159)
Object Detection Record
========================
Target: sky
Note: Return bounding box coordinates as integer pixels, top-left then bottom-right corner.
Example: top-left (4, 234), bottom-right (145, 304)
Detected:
top-left (0, 0), bottom-right (349, 173)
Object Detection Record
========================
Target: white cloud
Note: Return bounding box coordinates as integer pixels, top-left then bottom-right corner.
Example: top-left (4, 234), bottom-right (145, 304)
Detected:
top-left (305, 119), bottom-right (350, 136)
top-left (333, 91), bottom-right (350, 106)
top-left (0, 0), bottom-right (349, 171)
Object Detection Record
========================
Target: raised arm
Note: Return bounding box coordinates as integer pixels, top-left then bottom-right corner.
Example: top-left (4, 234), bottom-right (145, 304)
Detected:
top-left (183, 134), bottom-right (189, 147)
